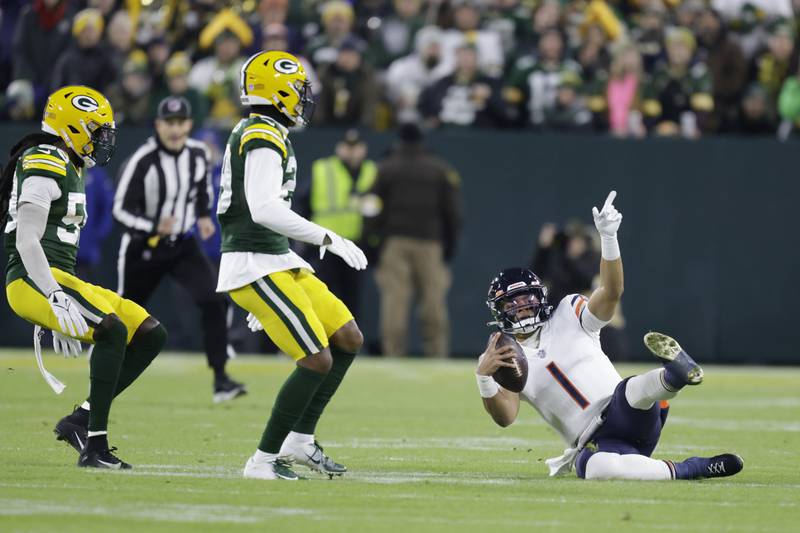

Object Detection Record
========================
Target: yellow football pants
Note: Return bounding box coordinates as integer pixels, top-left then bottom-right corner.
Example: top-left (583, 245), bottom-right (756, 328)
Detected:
top-left (229, 269), bottom-right (353, 360)
top-left (6, 268), bottom-right (150, 344)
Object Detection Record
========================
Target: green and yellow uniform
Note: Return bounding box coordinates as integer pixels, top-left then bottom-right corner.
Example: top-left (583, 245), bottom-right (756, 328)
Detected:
top-left (505, 56), bottom-right (583, 126)
top-left (4, 143), bottom-right (149, 344)
top-left (216, 114), bottom-right (353, 360)
top-left (642, 63), bottom-right (713, 129)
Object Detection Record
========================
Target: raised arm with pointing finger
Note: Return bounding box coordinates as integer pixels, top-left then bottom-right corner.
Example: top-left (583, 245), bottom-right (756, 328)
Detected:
top-left (587, 190), bottom-right (624, 322)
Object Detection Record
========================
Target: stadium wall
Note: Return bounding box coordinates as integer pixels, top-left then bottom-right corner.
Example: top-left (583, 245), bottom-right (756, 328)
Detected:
top-left (0, 125), bottom-right (796, 364)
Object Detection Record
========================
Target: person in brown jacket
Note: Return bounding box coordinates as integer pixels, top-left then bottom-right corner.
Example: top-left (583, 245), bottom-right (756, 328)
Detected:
top-left (370, 123), bottom-right (463, 357)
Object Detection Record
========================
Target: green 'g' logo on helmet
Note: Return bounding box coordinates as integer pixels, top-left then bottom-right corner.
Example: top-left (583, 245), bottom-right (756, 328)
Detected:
top-left (71, 95), bottom-right (100, 112)
top-left (274, 58), bottom-right (299, 75)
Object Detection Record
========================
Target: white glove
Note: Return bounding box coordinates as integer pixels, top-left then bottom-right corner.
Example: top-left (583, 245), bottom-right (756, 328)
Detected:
top-left (592, 190), bottom-right (622, 237)
top-left (592, 191), bottom-right (622, 260)
top-left (52, 331), bottom-right (83, 358)
top-left (48, 289), bottom-right (89, 337)
top-left (246, 312), bottom-right (264, 332)
top-left (320, 233), bottom-right (368, 271)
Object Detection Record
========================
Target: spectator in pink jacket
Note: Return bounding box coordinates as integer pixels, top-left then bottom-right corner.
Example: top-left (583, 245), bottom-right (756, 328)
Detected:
top-left (607, 42), bottom-right (645, 138)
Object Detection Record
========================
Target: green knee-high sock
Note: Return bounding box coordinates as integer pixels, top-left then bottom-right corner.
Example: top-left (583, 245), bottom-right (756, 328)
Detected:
top-left (113, 323), bottom-right (167, 398)
top-left (293, 346), bottom-right (356, 434)
top-left (258, 366), bottom-right (326, 453)
top-left (88, 320), bottom-right (128, 432)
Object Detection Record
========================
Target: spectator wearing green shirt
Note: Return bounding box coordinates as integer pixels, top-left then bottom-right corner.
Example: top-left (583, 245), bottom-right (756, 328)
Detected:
top-left (504, 28), bottom-right (582, 128)
top-left (642, 27), bottom-right (713, 138)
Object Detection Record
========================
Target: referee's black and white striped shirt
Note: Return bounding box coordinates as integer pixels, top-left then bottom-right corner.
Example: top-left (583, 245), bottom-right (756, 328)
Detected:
top-left (113, 136), bottom-right (213, 239)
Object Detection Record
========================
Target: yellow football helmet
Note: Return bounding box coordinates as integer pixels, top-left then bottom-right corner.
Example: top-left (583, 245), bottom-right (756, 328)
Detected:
top-left (240, 50), bottom-right (314, 126)
top-left (41, 86), bottom-right (116, 167)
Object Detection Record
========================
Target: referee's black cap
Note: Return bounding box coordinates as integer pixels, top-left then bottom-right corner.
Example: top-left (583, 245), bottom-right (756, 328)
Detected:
top-left (157, 96), bottom-right (192, 120)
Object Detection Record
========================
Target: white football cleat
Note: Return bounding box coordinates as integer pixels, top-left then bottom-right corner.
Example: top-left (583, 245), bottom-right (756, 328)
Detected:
top-left (279, 439), bottom-right (347, 478)
top-left (243, 456), bottom-right (299, 480)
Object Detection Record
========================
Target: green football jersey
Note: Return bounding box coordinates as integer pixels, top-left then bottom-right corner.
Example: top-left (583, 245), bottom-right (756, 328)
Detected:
top-left (506, 56), bottom-right (583, 125)
top-left (217, 113), bottom-right (297, 255)
top-left (4, 144), bottom-right (86, 285)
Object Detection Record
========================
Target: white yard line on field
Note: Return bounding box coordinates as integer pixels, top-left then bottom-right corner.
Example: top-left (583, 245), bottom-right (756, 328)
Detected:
top-left (0, 498), bottom-right (311, 523)
top-left (322, 436), bottom-right (558, 451)
top-left (663, 417), bottom-right (800, 432)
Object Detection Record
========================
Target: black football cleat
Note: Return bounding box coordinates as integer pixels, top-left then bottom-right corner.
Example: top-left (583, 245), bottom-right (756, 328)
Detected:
top-left (78, 446), bottom-right (132, 470)
top-left (672, 454), bottom-right (743, 480)
top-left (54, 406), bottom-right (89, 453)
top-left (643, 332), bottom-right (704, 389)
top-left (213, 375), bottom-right (247, 404)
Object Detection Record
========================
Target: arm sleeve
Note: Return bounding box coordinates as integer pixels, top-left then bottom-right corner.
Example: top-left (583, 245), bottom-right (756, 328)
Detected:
top-left (113, 154), bottom-right (155, 233)
top-left (243, 148), bottom-right (329, 246)
top-left (566, 294), bottom-right (609, 334)
top-left (18, 176), bottom-right (62, 209)
top-left (16, 182), bottom-right (61, 295)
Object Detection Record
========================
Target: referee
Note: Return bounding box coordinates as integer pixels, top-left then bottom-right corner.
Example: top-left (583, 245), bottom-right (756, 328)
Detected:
top-left (113, 96), bottom-right (246, 402)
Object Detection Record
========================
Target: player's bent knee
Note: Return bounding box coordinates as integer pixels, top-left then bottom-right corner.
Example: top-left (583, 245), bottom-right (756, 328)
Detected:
top-left (331, 320), bottom-right (363, 353)
top-left (132, 317), bottom-right (168, 351)
top-left (132, 317), bottom-right (167, 344)
top-left (93, 314), bottom-right (128, 346)
top-left (298, 348), bottom-right (333, 375)
top-left (584, 452), bottom-right (623, 480)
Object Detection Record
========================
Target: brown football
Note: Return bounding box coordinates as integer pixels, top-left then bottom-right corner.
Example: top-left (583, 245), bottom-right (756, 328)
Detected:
top-left (492, 333), bottom-right (529, 393)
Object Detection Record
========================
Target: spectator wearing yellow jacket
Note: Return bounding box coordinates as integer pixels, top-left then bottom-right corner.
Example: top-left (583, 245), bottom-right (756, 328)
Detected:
top-left (309, 130), bottom-right (377, 318)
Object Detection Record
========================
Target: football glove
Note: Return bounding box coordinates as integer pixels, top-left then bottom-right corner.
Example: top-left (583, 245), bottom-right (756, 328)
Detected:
top-left (53, 331), bottom-right (82, 358)
top-left (592, 190), bottom-right (622, 238)
top-left (48, 289), bottom-right (89, 337)
top-left (246, 312), bottom-right (264, 332)
top-left (320, 233), bottom-right (368, 271)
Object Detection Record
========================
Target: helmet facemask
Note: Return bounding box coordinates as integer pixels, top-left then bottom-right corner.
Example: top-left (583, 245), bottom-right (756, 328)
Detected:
top-left (488, 286), bottom-right (552, 335)
top-left (275, 78), bottom-right (314, 126)
top-left (85, 120), bottom-right (116, 167)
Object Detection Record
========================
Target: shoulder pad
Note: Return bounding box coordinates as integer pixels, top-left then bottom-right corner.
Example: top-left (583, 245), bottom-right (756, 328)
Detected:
top-left (20, 145), bottom-right (69, 178)
top-left (558, 294), bottom-right (589, 323)
top-left (239, 119), bottom-right (287, 158)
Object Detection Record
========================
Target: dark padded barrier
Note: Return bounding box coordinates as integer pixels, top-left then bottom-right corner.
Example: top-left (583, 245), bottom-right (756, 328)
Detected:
top-left (1, 124), bottom-right (796, 363)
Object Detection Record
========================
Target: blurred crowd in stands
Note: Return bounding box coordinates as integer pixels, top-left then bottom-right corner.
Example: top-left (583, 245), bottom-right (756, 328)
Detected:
top-left (3, 0), bottom-right (800, 139)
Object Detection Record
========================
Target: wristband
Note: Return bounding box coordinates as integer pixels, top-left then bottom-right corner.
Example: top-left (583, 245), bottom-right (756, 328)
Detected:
top-left (600, 234), bottom-right (620, 261)
top-left (476, 374), bottom-right (500, 398)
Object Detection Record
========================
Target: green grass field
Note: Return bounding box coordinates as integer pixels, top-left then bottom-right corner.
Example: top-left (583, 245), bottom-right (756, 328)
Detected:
top-left (0, 350), bottom-right (798, 533)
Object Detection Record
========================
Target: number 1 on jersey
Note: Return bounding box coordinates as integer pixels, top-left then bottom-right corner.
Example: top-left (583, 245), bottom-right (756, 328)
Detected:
top-left (546, 362), bottom-right (590, 410)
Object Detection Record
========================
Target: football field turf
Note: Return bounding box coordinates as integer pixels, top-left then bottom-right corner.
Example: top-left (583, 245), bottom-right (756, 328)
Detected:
top-left (0, 350), bottom-right (798, 533)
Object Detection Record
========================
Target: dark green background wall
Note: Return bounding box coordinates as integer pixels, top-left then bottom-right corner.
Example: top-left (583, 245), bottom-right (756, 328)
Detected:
top-left (1, 124), bottom-right (797, 363)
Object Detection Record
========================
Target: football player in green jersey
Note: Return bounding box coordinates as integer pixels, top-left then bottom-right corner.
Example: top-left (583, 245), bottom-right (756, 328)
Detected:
top-left (216, 51), bottom-right (368, 480)
top-left (1, 86), bottom-right (167, 469)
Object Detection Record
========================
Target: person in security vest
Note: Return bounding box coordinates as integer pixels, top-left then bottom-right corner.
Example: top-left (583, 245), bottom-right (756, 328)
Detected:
top-left (309, 129), bottom-right (376, 318)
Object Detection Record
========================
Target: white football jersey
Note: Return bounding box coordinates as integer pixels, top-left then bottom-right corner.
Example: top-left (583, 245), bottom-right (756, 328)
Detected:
top-left (518, 294), bottom-right (622, 445)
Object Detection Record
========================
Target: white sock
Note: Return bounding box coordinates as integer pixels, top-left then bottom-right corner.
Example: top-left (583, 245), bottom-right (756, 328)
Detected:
top-left (585, 452), bottom-right (672, 480)
top-left (283, 431), bottom-right (314, 447)
top-left (253, 450), bottom-right (278, 463)
top-left (87, 430), bottom-right (107, 438)
top-left (625, 369), bottom-right (677, 410)
top-left (80, 401), bottom-right (91, 411)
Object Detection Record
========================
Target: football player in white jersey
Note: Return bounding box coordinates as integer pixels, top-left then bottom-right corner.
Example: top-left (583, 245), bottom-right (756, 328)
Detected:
top-left (476, 191), bottom-right (744, 480)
